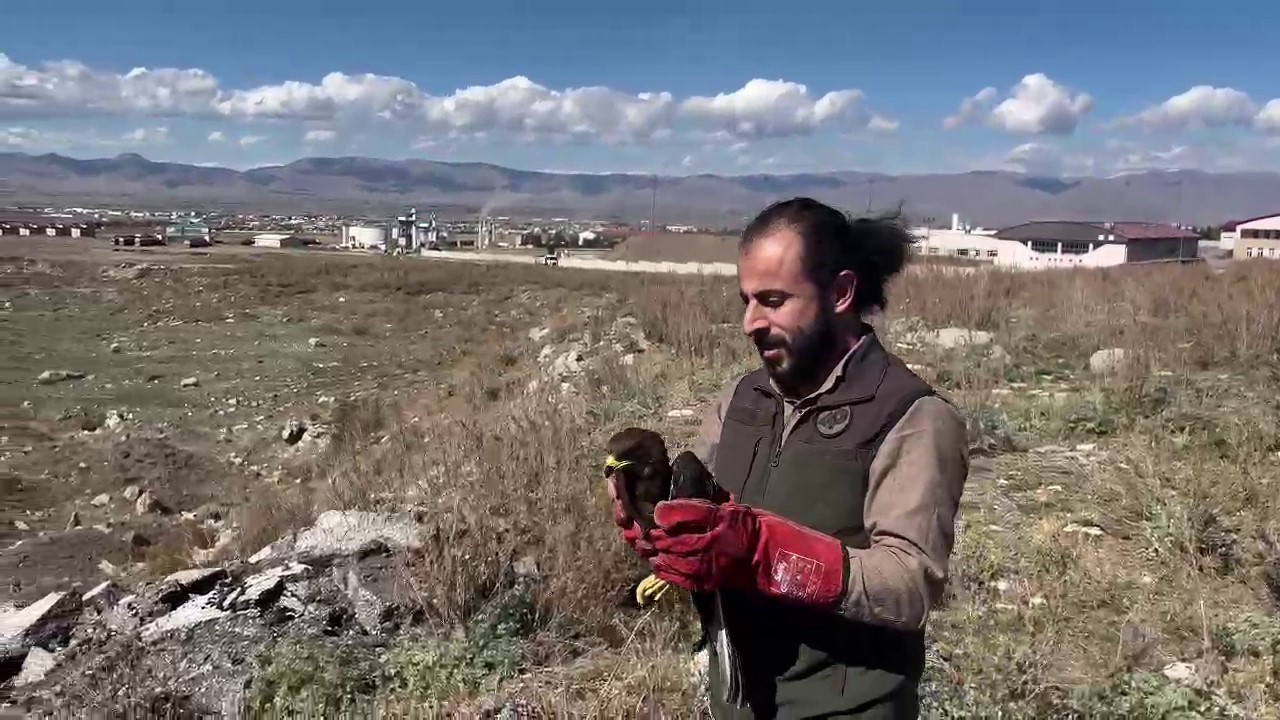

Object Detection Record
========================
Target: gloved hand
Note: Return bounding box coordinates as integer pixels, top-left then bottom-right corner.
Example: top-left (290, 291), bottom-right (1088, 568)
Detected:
top-left (606, 476), bottom-right (655, 557)
top-left (645, 499), bottom-right (849, 609)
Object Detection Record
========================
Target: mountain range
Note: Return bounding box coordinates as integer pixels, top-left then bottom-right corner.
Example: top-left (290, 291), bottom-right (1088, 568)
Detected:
top-left (2, 152), bottom-right (1277, 227)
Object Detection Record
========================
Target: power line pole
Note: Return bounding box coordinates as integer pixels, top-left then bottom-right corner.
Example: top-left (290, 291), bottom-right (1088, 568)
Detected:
top-left (650, 173), bottom-right (657, 234)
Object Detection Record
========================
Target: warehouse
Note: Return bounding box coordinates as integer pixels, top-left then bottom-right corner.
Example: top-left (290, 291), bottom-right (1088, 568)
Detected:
top-left (1224, 213), bottom-right (1280, 260)
top-left (0, 211), bottom-right (99, 238)
top-left (251, 232), bottom-right (309, 249)
top-left (991, 221), bottom-right (1200, 268)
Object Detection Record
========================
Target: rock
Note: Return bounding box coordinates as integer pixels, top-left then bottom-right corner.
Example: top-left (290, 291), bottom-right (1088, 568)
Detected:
top-left (122, 485), bottom-right (142, 502)
top-left (104, 410), bottom-right (125, 431)
top-left (65, 511), bottom-right (80, 530)
top-left (156, 568), bottom-right (228, 608)
top-left (930, 328), bottom-right (993, 349)
top-left (527, 326), bottom-right (551, 342)
top-left (220, 563), bottom-right (309, 612)
top-left (82, 581), bottom-right (125, 611)
top-left (14, 520), bottom-right (29, 531)
top-left (0, 591), bottom-right (82, 657)
top-left (179, 376), bottom-right (200, 389)
top-left (135, 490), bottom-right (169, 516)
top-left (550, 345), bottom-right (586, 378)
top-left (281, 419), bottom-right (307, 446)
top-left (109, 343), bottom-right (122, 354)
top-left (1162, 661), bottom-right (1199, 686)
top-left (124, 530), bottom-right (151, 550)
top-left (140, 593), bottom-right (228, 641)
top-left (91, 493), bottom-right (111, 507)
top-left (36, 370), bottom-right (86, 385)
top-left (13, 647), bottom-right (56, 686)
top-left (307, 337), bottom-right (325, 349)
top-left (250, 510), bottom-right (424, 565)
top-left (666, 408), bottom-right (696, 418)
top-left (1089, 348), bottom-right (1128, 374)
top-left (513, 555), bottom-right (539, 579)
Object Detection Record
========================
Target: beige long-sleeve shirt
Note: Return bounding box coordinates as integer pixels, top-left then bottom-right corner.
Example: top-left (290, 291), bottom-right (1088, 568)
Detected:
top-left (692, 351), bottom-right (969, 632)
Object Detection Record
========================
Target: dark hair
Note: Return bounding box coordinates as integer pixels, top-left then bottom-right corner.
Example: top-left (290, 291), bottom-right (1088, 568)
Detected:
top-left (740, 197), bottom-right (914, 313)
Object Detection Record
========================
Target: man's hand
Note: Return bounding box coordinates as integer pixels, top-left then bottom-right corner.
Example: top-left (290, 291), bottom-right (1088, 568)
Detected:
top-left (607, 476), bottom-right (655, 557)
top-left (645, 499), bottom-right (849, 610)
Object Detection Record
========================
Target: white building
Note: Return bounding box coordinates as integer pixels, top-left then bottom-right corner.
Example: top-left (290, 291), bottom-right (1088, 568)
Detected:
top-left (251, 232), bottom-right (308, 249)
top-left (1224, 213), bottom-right (1280, 260)
top-left (340, 224), bottom-right (387, 250)
top-left (913, 216), bottom-right (1199, 269)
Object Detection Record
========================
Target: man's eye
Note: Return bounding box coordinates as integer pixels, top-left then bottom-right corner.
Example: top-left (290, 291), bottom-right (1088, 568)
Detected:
top-left (761, 295), bottom-right (785, 308)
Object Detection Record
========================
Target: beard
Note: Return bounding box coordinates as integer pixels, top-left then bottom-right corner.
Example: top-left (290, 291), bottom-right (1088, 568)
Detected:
top-left (754, 307), bottom-right (837, 396)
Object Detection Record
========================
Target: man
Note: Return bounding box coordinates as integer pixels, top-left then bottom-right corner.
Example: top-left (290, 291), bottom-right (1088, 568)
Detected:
top-left (610, 197), bottom-right (970, 718)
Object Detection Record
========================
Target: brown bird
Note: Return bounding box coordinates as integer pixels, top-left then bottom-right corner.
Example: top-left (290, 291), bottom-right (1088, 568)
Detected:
top-left (604, 426), bottom-right (745, 706)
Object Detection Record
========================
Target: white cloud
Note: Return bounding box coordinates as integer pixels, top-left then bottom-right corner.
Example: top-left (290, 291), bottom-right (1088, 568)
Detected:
top-left (867, 114), bottom-right (899, 134)
top-left (1118, 86), bottom-right (1258, 131)
top-left (0, 126), bottom-right (58, 148)
top-left (238, 135), bottom-right (265, 147)
top-left (207, 130), bottom-right (226, 143)
top-left (304, 129), bottom-right (337, 143)
top-left (0, 53), bottom-right (220, 118)
top-left (943, 75), bottom-right (1092, 135)
top-left (989, 74), bottom-right (1093, 135)
top-left (1005, 142), bottom-right (1065, 176)
top-left (680, 79), bottom-right (874, 140)
top-left (1252, 98), bottom-right (1280, 132)
top-left (943, 87), bottom-right (997, 129)
top-left (123, 126), bottom-right (169, 144)
top-left (1, 52), bottom-right (892, 144)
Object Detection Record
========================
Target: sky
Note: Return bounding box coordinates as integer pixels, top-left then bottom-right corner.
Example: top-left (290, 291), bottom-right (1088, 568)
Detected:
top-left (3, 0), bottom-right (1279, 177)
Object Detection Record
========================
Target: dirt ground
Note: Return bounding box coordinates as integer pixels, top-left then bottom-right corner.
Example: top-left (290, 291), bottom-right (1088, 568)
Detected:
top-left (0, 236), bottom-right (545, 606)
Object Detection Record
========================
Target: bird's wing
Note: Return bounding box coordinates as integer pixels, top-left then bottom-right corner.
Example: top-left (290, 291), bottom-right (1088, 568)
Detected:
top-left (670, 450), bottom-right (720, 501)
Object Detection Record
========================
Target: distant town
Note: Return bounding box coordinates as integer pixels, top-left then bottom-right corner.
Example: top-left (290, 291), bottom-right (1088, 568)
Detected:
top-left (0, 202), bottom-right (1274, 271)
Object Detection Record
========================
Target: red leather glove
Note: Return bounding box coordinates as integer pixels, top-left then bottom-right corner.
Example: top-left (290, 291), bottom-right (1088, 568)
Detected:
top-left (607, 476), bottom-right (655, 557)
top-left (646, 499), bottom-right (848, 609)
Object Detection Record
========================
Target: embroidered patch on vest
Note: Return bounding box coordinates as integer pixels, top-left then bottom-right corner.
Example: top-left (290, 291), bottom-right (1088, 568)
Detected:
top-left (814, 406), bottom-right (852, 437)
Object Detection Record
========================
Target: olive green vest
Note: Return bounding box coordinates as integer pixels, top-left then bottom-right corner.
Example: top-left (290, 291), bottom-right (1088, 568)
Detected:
top-left (708, 330), bottom-right (935, 719)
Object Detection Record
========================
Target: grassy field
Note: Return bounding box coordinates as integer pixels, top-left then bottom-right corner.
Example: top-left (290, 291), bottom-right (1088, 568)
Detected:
top-left (3, 238), bottom-right (1279, 717)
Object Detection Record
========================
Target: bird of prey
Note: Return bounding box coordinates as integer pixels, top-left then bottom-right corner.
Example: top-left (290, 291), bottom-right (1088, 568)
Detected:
top-left (604, 426), bottom-right (745, 707)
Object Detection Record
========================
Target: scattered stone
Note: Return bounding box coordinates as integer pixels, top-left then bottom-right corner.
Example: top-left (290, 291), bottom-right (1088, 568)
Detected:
top-left (91, 493), bottom-right (111, 507)
top-left (550, 345), bottom-right (586, 378)
top-left (109, 343), bottom-right (122, 354)
top-left (930, 328), bottom-right (993, 349)
top-left (307, 337), bottom-right (325, 349)
top-left (14, 520), bottom-right (29, 531)
top-left (527, 326), bottom-right (551, 342)
top-left (82, 581), bottom-right (125, 611)
top-left (666, 408), bottom-right (696, 418)
top-left (1162, 661), bottom-right (1199, 686)
top-left (140, 593), bottom-right (228, 641)
top-left (36, 370), bottom-right (86, 385)
top-left (250, 510), bottom-right (424, 565)
top-left (1062, 522), bottom-right (1106, 538)
top-left (179, 376), bottom-right (200, 389)
top-left (122, 485), bottom-right (142, 502)
top-left (156, 568), bottom-right (227, 608)
top-left (281, 419), bottom-right (307, 446)
top-left (1089, 348), bottom-right (1128, 375)
top-left (221, 563), bottom-right (308, 612)
top-left (13, 647), bottom-right (56, 686)
top-left (135, 490), bottom-right (169, 516)
top-left (64, 511), bottom-right (80, 531)
top-left (0, 591), bottom-right (82, 658)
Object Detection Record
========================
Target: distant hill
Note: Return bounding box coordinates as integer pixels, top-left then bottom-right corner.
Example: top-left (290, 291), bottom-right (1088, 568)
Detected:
top-left (1, 151), bottom-right (1277, 227)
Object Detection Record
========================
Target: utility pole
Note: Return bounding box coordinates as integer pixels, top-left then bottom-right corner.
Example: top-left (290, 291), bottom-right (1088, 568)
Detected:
top-left (650, 173), bottom-right (657, 235)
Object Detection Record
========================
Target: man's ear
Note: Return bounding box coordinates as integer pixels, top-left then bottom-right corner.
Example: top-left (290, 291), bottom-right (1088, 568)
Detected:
top-left (830, 270), bottom-right (857, 315)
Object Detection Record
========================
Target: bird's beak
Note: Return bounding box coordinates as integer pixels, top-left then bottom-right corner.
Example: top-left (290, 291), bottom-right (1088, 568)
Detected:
top-left (603, 454), bottom-right (632, 478)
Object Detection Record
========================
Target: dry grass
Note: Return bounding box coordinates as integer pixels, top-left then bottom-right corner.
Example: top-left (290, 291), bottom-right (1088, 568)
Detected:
top-left (9, 241), bottom-right (1280, 716)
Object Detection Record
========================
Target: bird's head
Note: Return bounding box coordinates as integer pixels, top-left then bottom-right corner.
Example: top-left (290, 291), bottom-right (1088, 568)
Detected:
top-left (604, 426), bottom-right (669, 478)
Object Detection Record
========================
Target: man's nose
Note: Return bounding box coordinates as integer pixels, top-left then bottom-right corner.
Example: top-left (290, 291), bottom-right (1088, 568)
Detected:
top-left (742, 302), bottom-right (768, 337)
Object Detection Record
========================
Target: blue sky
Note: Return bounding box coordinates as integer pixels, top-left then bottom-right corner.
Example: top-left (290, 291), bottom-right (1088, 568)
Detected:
top-left (3, 0), bottom-right (1278, 176)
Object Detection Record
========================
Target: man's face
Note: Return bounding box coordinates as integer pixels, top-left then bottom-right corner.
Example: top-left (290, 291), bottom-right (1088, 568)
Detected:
top-left (737, 227), bottom-right (838, 395)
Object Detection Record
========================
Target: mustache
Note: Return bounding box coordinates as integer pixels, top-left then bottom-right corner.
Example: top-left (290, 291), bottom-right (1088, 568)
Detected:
top-left (753, 333), bottom-right (787, 352)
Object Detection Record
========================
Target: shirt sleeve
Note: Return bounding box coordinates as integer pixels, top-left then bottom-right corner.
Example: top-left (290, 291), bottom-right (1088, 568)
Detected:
top-left (692, 381), bottom-right (736, 469)
top-left (836, 395), bottom-right (969, 630)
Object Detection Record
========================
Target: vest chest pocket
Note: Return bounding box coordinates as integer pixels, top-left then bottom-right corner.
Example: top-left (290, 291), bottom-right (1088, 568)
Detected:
top-left (713, 405), bottom-right (774, 499)
top-left (763, 443), bottom-right (872, 543)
